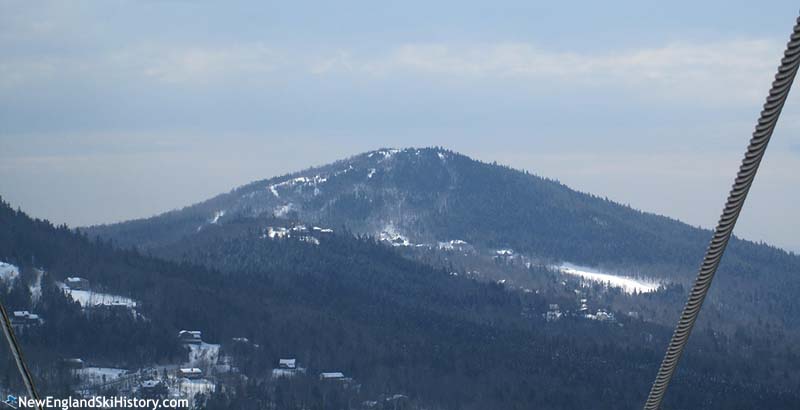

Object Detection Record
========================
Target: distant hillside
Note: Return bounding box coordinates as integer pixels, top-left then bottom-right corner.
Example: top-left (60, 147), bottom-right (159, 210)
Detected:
top-left (85, 147), bottom-right (800, 333)
top-left (6, 197), bottom-right (800, 408)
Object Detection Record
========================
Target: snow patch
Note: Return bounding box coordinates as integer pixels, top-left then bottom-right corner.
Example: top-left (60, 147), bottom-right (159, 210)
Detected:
top-left (210, 210), bottom-right (225, 224)
top-left (379, 224), bottom-right (411, 247)
top-left (557, 263), bottom-right (661, 294)
top-left (300, 236), bottom-right (320, 245)
top-left (267, 227), bottom-right (289, 239)
top-left (179, 378), bottom-right (215, 404)
top-left (74, 367), bottom-right (128, 385)
top-left (57, 282), bottom-right (138, 308)
top-left (438, 240), bottom-right (469, 250)
top-left (367, 168), bottom-right (376, 178)
top-left (29, 269), bottom-right (43, 303)
top-left (274, 203), bottom-right (294, 217)
top-left (0, 261), bottom-right (19, 283)
top-left (368, 149), bottom-right (400, 160)
top-left (188, 342), bottom-right (220, 367)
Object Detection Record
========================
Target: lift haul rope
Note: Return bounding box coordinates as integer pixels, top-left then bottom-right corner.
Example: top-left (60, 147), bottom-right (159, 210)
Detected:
top-left (0, 302), bottom-right (41, 410)
top-left (643, 13), bottom-right (800, 410)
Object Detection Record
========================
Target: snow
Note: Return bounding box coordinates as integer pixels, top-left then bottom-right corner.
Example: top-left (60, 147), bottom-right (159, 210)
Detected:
top-left (437, 152), bottom-right (447, 160)
top-left (438, 240), bottom-right (469, 250)
top-left (368, 149), bottom-right (400, 160)
top-left (269, 175), bottom-right (328, 197)
top-left (178, 378), bottom-right (215, 404)
top-left (210, 210), bottom-right (225, 224)
top-left (74, 367), bottom-right (128, 385)
top-left (267, 227), bottom-right (289, 239)
top-left (496, 249), bottom-right (514, 256)
top-left (379, 225), bottom-right (411, 247)
top-left (367, 168), bottom-right (376, 178)
top-left (272, 368), bottom-right (299, 378)
top-left (188, 342), bottom-right (220, 367)
top-left (57, 282), bottom-right (138, 308)
top-left (29, 269), bottom-right (43, 303)
top-left (274, 203), bottom-right (293, 217)
top-left (557, 263), bottom-right (661, 294)
top-left (265, 226), bottom-right (323, 244)
top-left (300, 236), bottom-right (320, 245)
top-left (0, 261), bottom-right (19, 283)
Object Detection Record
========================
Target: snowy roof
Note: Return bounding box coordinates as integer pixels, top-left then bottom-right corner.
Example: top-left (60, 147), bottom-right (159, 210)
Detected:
top-left (141, 380), bottom-right (161, 388)
top-left (179, 368), bottom-right (202, 374)
top-left (179, 330), bottom-right (202, 336)
top-left (320, 372), bottom-right (345, 379)
top-left (279, 358), bottom-right (296, 368)
top-left (66, 277), bottom-right (87, 282)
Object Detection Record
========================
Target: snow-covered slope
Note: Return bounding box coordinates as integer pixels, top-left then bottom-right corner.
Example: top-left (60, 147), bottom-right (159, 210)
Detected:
top-left (0, 261), bottom-right (19, 283)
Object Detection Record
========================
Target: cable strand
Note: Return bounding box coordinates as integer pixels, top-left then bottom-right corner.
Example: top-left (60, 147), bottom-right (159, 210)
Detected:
top-left (643, 13), bottom-right (800, 410)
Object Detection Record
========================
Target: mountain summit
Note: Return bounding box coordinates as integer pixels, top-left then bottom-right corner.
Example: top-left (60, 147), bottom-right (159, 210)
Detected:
top-left (87, 147), bottom-right (800, 331)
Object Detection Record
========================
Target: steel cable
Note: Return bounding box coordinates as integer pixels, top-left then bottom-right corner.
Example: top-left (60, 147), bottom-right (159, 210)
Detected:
top-left (643, 13), bottom-right (800, 410)
top-left (0, 302), bottom-right (41, 410)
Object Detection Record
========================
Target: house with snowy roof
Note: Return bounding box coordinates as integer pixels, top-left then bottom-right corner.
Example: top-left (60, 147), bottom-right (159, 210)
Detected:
top-left (11, 311), bottom-right (42, 328)
top-left (320, 372), bottom-right (346, 381)
top-left (178, 330), bottom-right (202, 344)
top-left (272, 358), bottom-right (306, 378)
top-left (279, 358), bottom-right (296, 369)
top-left (178, 368), bottom-right (203, 379)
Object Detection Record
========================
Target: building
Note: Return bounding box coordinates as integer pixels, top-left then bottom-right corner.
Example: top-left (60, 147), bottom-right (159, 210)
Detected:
top-left (62, 358), bottom-right (84, 370)
top-left (11, 311), bottom-right (42, 327)
top-left (65, 277), bottom-right (90, 290)
top-left (272, 358), bottom-right (306, 378)
top-left (279, 358), bottom-right (296, 369)
top-left (320, 372), bottom-right (346, 381)
top-left (178, 368), bottom-right (203, 379)
top-left (178, 330), bottom-right (202, 344)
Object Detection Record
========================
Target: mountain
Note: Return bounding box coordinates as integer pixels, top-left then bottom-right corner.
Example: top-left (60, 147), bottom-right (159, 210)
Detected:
top-left (87, 147), bottom-right (800, 334)
top-left (4, 198), bottom-right (800, 409)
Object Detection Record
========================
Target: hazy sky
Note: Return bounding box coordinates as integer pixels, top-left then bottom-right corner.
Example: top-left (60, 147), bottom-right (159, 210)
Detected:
top-left (2, 1), bottom-right (800, 252)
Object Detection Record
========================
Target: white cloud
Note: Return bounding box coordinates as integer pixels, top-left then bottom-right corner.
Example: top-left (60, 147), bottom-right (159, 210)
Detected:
top-left (315, 40), bottom-right (781, 103)
top-left (131, 44), bottom-right (284, 84)
top-left (0, 38), bottom-right (786, 103)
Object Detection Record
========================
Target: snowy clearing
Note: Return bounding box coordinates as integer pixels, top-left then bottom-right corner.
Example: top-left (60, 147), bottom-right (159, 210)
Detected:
top-left (178, 379), bottom-right (215, 404)
top-left (557, 263), bottom-right (661, 294)
top-left (29, 269), bottom-right (43, 303)
top-left (274, 203), bottom-right (293, 217)
top-left (57, 282), bottom-right (138, 308)
top-left (75, 367), bottom-right (128, 385)
top-left (188, 342), bottom-right (220, 367)
top-left (0, 261), bottom-right (19, 283)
